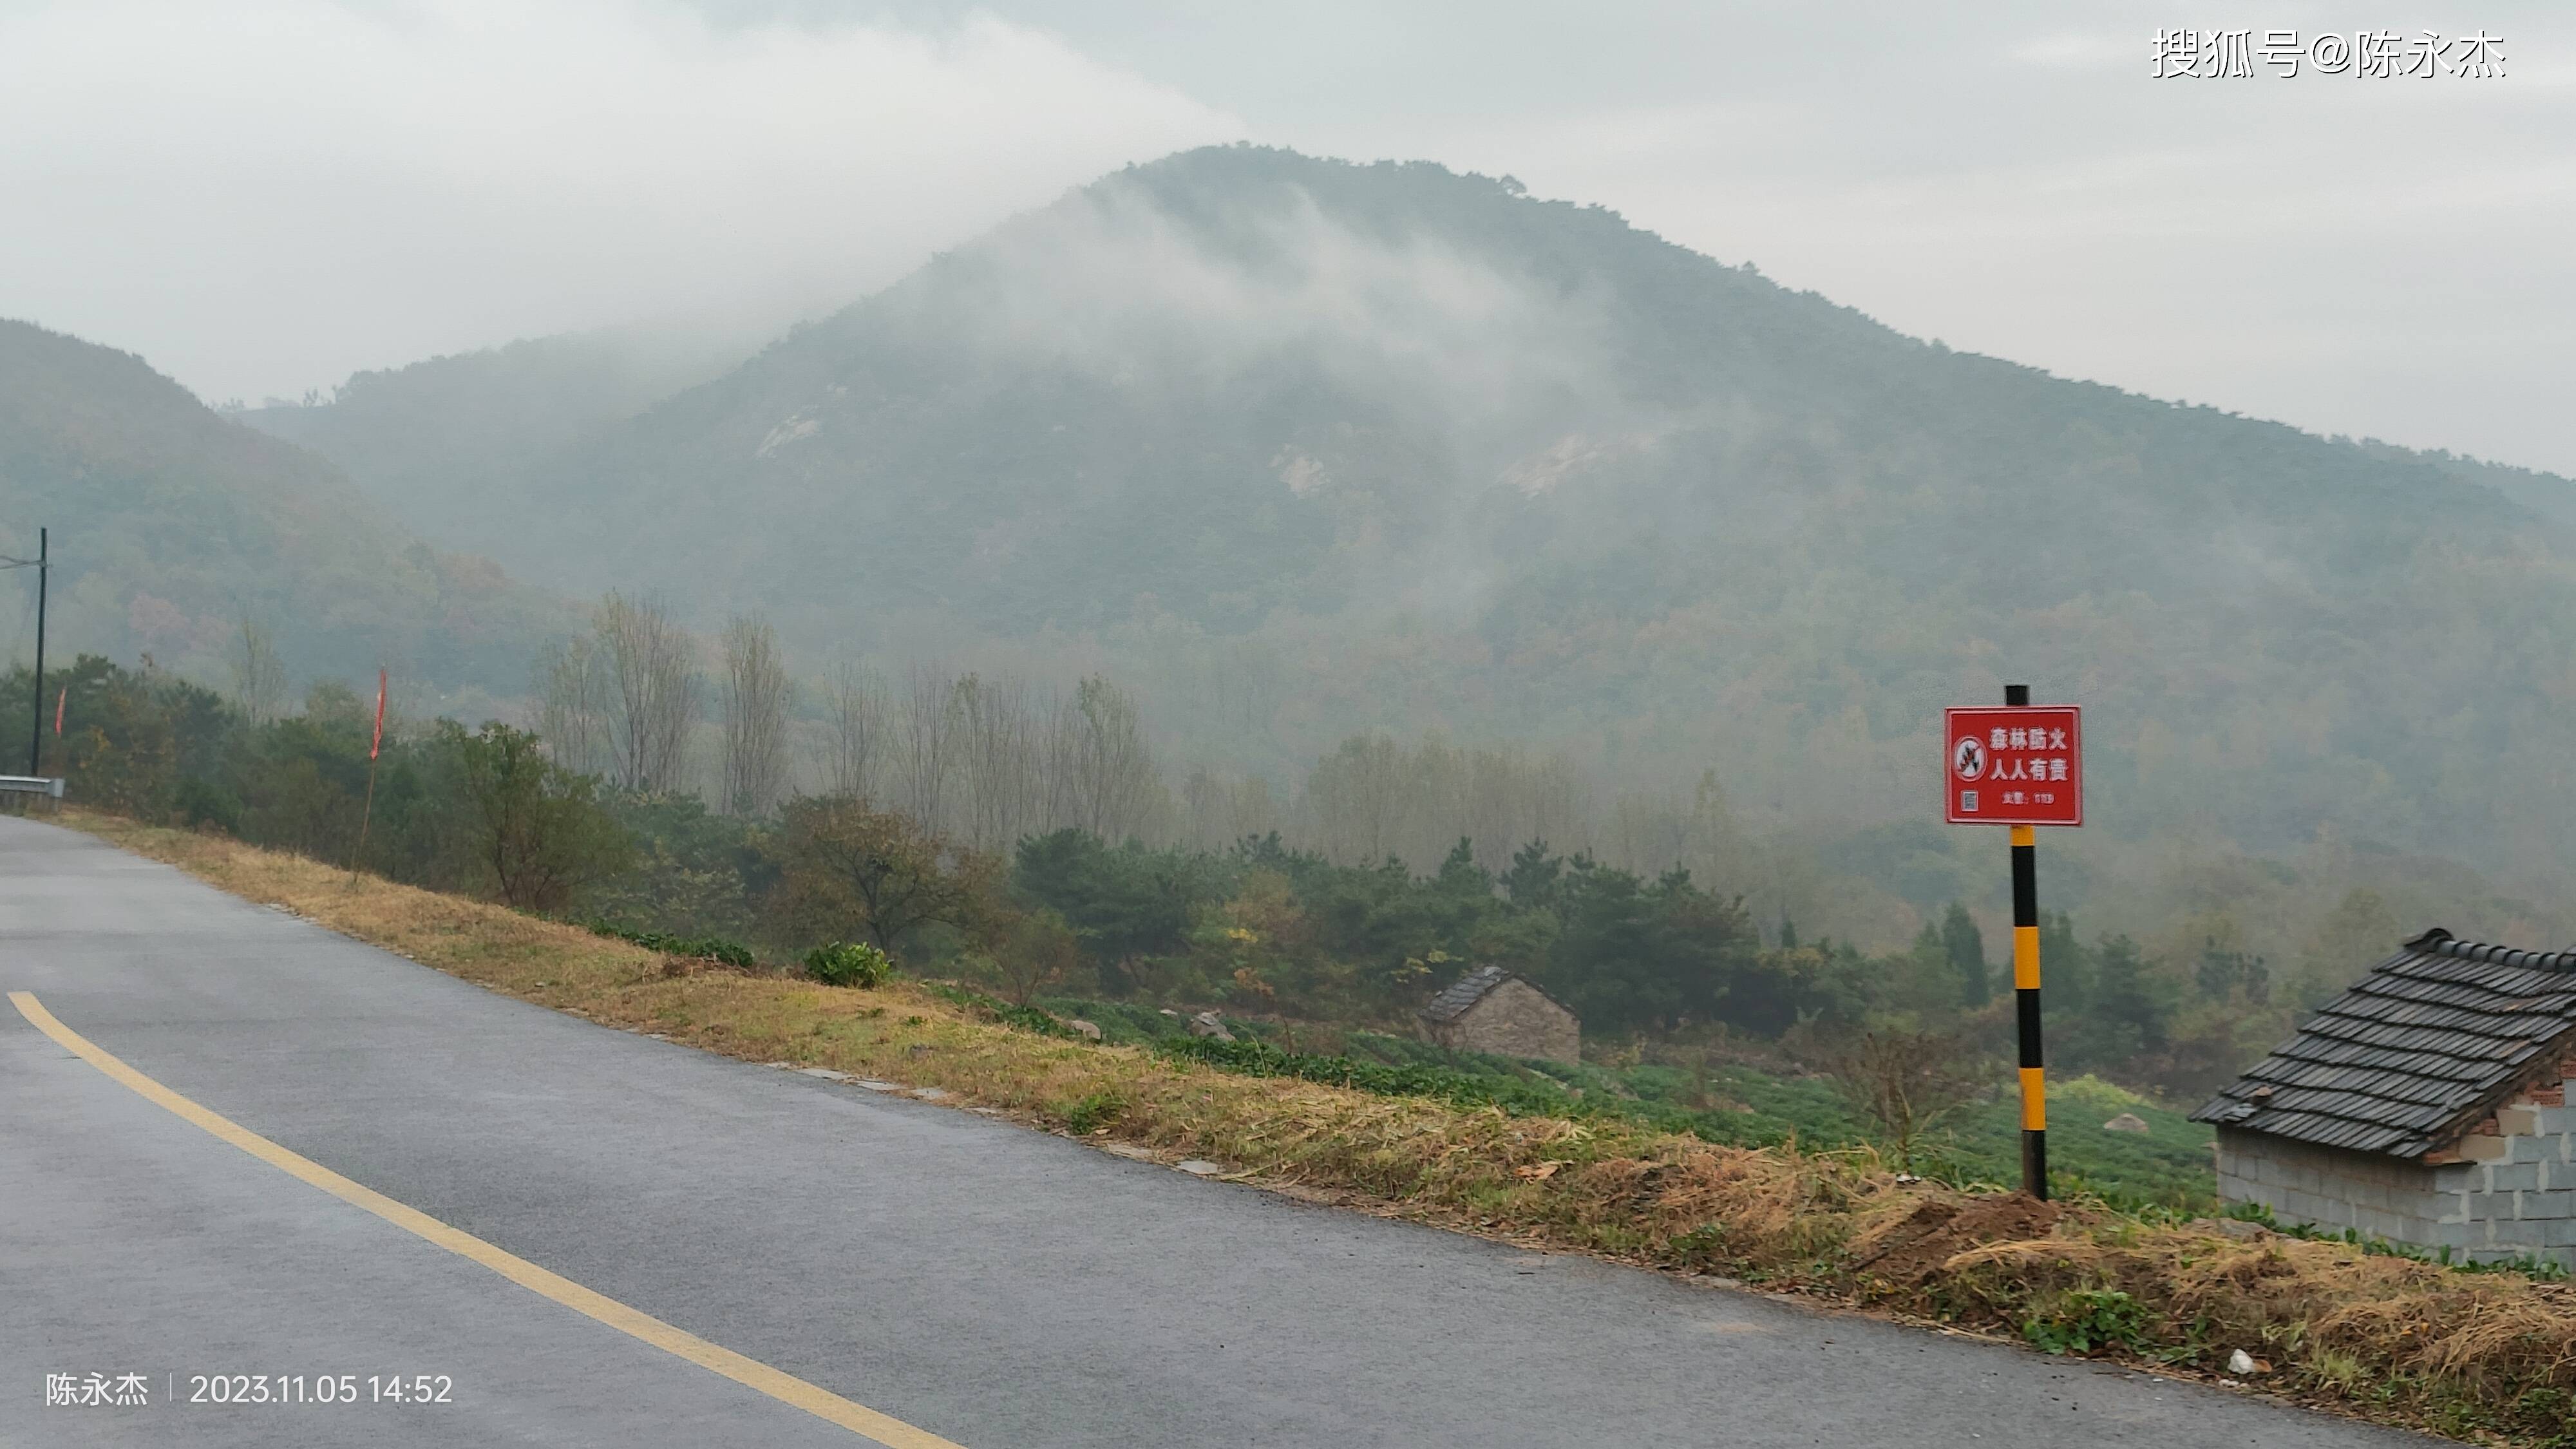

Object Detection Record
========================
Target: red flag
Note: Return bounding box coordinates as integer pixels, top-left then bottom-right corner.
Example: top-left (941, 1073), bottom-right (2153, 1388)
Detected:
top-left (53, 687), bottom-right (65, 734)
top-left (370, 669), bottom-right (387, 761)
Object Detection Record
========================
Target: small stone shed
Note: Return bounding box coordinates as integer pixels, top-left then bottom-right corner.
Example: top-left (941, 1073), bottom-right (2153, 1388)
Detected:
top-left (1418, 966), bottom-right (1580, 1065)
top-left (2194, 928), bottom-right (2576, 1266)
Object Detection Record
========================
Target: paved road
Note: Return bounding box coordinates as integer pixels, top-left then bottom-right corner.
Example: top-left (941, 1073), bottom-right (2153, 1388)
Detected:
top-left (0, 816), bottom-right (2430, 1448)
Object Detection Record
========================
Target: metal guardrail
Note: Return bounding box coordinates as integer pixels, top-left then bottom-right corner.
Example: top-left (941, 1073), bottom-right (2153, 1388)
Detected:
top-left (0, 775), bottom-right (65, 798)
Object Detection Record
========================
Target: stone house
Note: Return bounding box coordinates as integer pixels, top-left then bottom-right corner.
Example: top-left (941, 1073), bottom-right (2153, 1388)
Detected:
top-left (2194, 928), bottom-right (2576, 1267)
top-left (1418, 966), bottom-right (1580, 1065)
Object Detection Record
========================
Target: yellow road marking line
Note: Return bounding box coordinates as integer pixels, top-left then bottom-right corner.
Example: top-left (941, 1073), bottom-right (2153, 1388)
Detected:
top-left (8, 990), bottom-right (965, 1449)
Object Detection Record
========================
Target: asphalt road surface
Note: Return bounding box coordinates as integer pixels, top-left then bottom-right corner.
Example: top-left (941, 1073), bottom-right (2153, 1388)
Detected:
top-left (1, 815), bottom-right (2434, 1448)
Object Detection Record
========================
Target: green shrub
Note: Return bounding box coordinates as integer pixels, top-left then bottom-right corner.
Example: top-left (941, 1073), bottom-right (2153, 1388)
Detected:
top-left (806, 940), bottom-right (894, 988)
top-left (455, 723), bottom-right (633, 913)
top-left (2022, 1287), bottom-right (2147, 1356)
top-left (924, 981), bottom-right (1081, 1038)
top-left (583, 919), bottom-right (755, 969)
top-left (173, 775), bottom-right (245, 835)
top-left (1063, 1090), bottom-right (1126, 1135)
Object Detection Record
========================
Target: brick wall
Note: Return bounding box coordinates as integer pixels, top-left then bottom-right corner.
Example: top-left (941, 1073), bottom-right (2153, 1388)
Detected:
top-left (2217, 1077), bottom-right (2576, 1267)
top-left (1426, 980), bottom-right (1580, 1065)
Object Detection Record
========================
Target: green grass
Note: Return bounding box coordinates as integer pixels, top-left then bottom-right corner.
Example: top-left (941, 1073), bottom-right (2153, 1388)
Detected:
top-left (1951, 1075), bottom-right (2215, 1209)
top-left (1030, 997), bottom-right (2217, 1210)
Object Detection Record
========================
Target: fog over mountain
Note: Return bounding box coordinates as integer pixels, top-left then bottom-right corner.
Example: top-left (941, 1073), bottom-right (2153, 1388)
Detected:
top-left (245, 146), bottom-right (2576, 906)
top-left (240, 321), bottom-right (760, 551)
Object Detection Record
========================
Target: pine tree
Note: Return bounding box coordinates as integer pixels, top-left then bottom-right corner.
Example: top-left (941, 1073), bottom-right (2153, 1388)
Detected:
top-left (1942, 902), bottom-right (1989, 1008)
top-left (2038, 909), bottom-right (2089, 1014)
top-left (2092, 934), bottom-right (2174, 1056)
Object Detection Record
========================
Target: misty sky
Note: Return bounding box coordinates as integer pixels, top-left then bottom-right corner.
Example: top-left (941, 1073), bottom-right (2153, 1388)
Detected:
top-left (3, 0), bottom-right (2570, 475)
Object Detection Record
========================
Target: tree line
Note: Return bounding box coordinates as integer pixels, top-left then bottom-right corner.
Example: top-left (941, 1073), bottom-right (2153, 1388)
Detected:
top-left (14, 598), bottom-right (2526, 1110)
top-left (0, 649), bottom-right (2220, 1089)
top-left (533, 593), bottom-right (1164, 849)
top-left (1, 650), bottom-right (1830, 1043)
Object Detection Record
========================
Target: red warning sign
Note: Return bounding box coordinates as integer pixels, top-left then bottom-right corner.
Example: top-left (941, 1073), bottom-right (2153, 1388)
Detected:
top-left (1945, 706), bottom-right (2082, 827)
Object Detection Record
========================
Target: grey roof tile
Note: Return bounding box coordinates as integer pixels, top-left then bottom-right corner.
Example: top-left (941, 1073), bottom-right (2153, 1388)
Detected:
top-left (1419, 965), bottom-right (1511, 1024)
top-left (2193, 929), bottom-right (2576, 1158)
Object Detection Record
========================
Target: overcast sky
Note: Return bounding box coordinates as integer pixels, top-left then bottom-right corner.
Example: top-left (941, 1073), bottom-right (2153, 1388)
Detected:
top-left (3, 0), bottom-right (2569, 474)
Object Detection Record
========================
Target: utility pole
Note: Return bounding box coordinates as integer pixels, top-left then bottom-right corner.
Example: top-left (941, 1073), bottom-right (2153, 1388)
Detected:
top-left (29, 527), bottom-right (46, 777)
top-left (5, 527), bottom-right (44, 777)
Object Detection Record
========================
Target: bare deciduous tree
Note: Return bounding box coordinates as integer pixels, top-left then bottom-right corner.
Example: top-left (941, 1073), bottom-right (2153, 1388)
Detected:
top-left (1033, 681), bottom-right (1081, 829)
top-left (953, 672), bottom-right (1041, 853)
top-left (1181, 768), bottom-right (1280, 851)
top-left (894, 663), bottom-right (956, 831)
top-left (1285, 732), bottom-right (1606, 873)
top-left (719, 614), bottom-right (791, 817)
top-left (1065, 675), bottom-right (1160, 842)
top-left (825, 659), bottom-right (889, 802)
top-left (596, 592), bottom-right (697, 793)
top-left (534, 636), bottom-right (609, 777)
top-left (816, 661), bottom-right (1166, 849)
top-left (1301, 731), bottom-right (1407, 864)
top-left (1826, 1026), bottom-right (1987, 1173)
top-left (230, 618), bottom-right (287, 726)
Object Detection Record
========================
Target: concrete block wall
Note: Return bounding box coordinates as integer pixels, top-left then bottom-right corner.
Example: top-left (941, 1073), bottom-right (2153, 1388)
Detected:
top-left (2217, 1078), bottom-right (2576, 1269)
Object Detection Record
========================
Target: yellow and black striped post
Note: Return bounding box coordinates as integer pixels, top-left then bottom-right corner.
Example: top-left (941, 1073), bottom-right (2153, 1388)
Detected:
top-left (2005, 682), bottom-right (2047, 1200)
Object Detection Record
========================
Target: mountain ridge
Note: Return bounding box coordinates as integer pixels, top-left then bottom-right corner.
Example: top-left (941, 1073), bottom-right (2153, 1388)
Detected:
top-left (155, 144), bottom-right (2576, 884)
top-left (0, 317), bottom-right (571, 696)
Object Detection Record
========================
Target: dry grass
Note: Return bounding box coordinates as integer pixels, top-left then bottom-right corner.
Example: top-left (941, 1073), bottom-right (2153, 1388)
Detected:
top-left (62, 810), bottom-right (2576, 1444)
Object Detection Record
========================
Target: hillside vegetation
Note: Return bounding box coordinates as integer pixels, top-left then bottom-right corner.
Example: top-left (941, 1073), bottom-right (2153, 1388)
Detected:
top-left (0, 318), bottom-right (569, 693)
top-left (269, 146), bottom-right (2576, 897)
top-left (1044, 1004), bottom-right (2215, 1209)
top-left (238, 321), bottom-right (755, 549)
top-left (6, 652), bottom-right (2460, 1133)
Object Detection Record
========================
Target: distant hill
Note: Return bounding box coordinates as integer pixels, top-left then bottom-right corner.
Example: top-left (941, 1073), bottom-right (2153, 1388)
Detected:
top-left (246, 146), bottom-right (2576, 881)
top-left (0, 319), bottom-right (571, 696)
top-left (237, 321), bottom-right (755, 550)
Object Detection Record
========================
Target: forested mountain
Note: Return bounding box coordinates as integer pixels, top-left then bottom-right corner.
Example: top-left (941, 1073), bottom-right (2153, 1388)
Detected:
top-left (131, 144), bottom-right (2576, 942)
top-left (0, 319), bottom-right (569, 694)
top-left (236, 321), bottom-right (755, 549)
top-left (328, 143), bottom-right (2566, 894)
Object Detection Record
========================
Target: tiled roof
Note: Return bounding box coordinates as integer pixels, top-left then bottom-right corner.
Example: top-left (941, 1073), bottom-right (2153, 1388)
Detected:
top-left (1420, 965), bottom-right (1512, 1024)
top-left (2193, 929), bottom-right (2576, 1158)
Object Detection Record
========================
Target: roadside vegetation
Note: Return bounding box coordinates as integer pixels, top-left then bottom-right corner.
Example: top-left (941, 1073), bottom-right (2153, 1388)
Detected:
top-left (50, 810), bottom-right (2576, 1446)
top-left (11, 648), bottom-right (2233, 1201)
top-left (17, 605), bottom-right (2571, 1129)
top-left (1012, 1005), bottom-right (2214, 1211)
top-left (12, 648), bottom-right (2322, 1109)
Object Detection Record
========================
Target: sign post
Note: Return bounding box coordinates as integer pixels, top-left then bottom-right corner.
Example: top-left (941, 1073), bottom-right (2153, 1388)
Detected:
top-left (1944, 685), bottom-right (2082, 1200)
